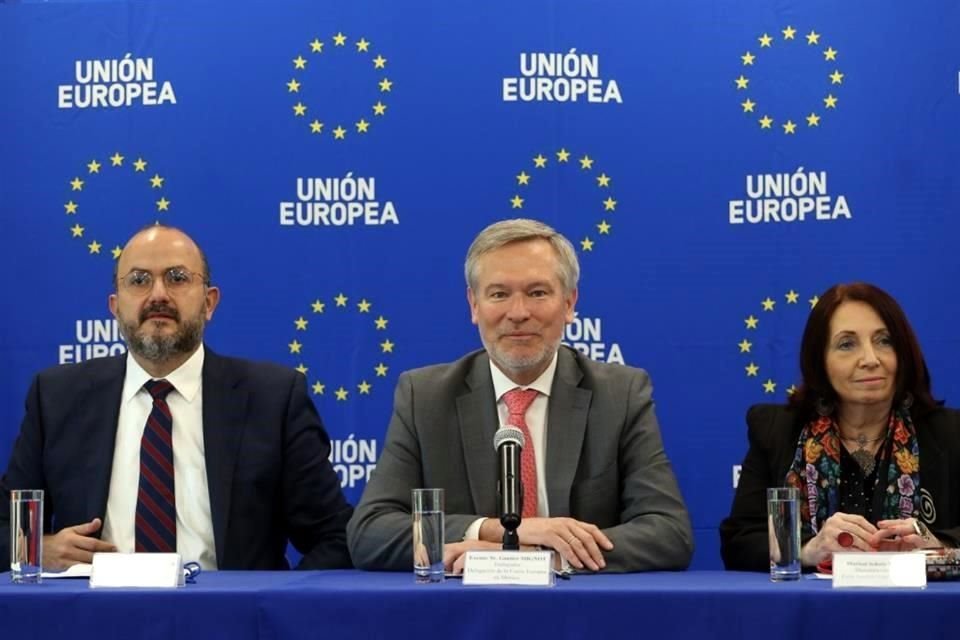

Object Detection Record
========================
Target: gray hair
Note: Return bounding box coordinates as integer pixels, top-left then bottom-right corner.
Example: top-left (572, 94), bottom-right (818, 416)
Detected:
top-left (464, 218), bottom-right (580, 292)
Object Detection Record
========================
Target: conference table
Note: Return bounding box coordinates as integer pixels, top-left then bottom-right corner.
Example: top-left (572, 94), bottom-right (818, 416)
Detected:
top-left (1, 570), bottom-right (956, 639)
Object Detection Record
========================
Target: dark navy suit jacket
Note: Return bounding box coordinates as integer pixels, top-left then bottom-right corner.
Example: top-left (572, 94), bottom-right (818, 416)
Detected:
top-left (1, 347), bottom-right (353, 570)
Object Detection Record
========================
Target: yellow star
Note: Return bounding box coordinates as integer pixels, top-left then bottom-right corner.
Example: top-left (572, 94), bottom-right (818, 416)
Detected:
top-left (511, 195), bottom-right (524, 209)
top-left (294, 316), bottom-right (308, 330)
top-left (556, 148), bottom-right (571, 162)
top-left (70, 223), bottom-right (84, 238)
top-left (579, 155), bottom-right (594, 170)
top-left (738, 339), bottom-right (752, 354)
top-left (87, 159), bottom-right (101, 174)
top-left (110, 152), bottom-right (124, 166)
top-left (287, 78), bottom-right (301, 92)
top-left (603, 197), bottom-right (617, 211)
top-left (785, 290), bottom-right (800, 303)
top-left (356, 119), bottom-right (370, 133)
top-left (373, 55), bottom-right (387, 69)
top-left (809, 295), bottom-right (820, 308)
top-left (596, 173), bottom-right (611, 187)
top-left (150, 174), bottom-right (164, 188)
top-left (735, 75), bottom-right (749, 90)
top-left (516, 171), bottom-right (531, 186)
top-left (374, 315), bottom-right (388, 330)
top-left (372, 102), bottom-right (387, 115)
top-left (824, 94), bottom-right (838, 109)
top-left (533, 154), bottom-right (547, 168)
top-left (156, 197), bottom-right (170, 211)
top-left (824, 47), bottom-right (838, 61)
top-left (745, 362), bottom-right (759, 377)
top-left (333, 32), bottom-right (347, 46)
top-left (763, 379), bottom-right (777, 394)
top-left (87, 240), bottom-right (102, 254)
top-left (311, 299), bottom-right (326, 313)
top-left (782, 25), bottom-right (796, 40)
top-left (745, 315), bottom-right (759, 329)
top-left (356, 38), bottom-right (370, 52)
top-left (333, 126), bottom-right (347, 140)
top-left (379, 78), bottom-right (393, 92)
top-left (787, 384), bottom-right (798, 397)
top-left (741, 52), bottom-right (755, 66)
top-left (357, 299), bottom-right (372, 313)
top-left (133, 158), bottom-right (147, 172)
top-left (759, 115), bottom-right (773, 129)
top-left (293, 102), bottom-right (307, 116)
top-left (358, 381), bottom-right (372, 394)
top-left (380, 339), bottom-right (395, 353)
top-left (758, 33), bottom-right (773, 47)
top-left (806, 31), bottom-right (820, 45)
top-left (310, 120), bottom-right (323, 134)
top-left (782, 120), bottom-right (797, 134)
top-left (293, 55), bottom-right (307, 69)
top-left (312, 381), bottom-right (325, 395)
top-left (111, 246), bottom-right (123, 259)
top-left (806, 113), bottom-right (821, 127)
top-left (335, 386), bottom-right (348, 401)
top-left (70, 177), bottom-right (84, 191)
top-left (761, 297), bottom-right (776, 311)
top-left (580, 237), bottom-right (594, 251)
top-left (288, 340), bottom-right (303, 354)
top-left (375, 363), bottom-right (388, 377)
top-left (335, 293), bottom-right (348, 307)
top-left (310, 39), bottom-right (324, 53)
top-left (830, 70), bottom-right (844, 85)
top-left (296, 364), bottom-right (308, 375)
top-left (64, 201), bottom-right (78, 214)
top-left (597, 220), bottom-right (611, 234)
top-left (741, 98), bottom-right (756, 113)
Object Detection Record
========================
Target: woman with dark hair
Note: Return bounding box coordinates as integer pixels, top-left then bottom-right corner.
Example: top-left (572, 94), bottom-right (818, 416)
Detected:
top-left (720, 282), bottom-right (960, 571)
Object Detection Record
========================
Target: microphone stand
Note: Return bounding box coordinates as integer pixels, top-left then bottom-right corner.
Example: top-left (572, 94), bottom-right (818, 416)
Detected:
top-left (501, 513), bottom-right (520, 551)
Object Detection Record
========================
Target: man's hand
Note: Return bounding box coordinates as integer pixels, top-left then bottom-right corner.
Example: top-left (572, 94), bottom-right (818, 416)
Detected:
top-left (42, 518), bottom-right (116, 570)
top-left (479, 516), bottom-right (614, 571)
top-left (443, 540), bottom-right (503, 575)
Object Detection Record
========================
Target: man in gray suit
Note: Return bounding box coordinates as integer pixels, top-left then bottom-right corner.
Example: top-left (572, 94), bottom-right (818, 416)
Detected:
top-left (347, 218), bottom-right (693, 573)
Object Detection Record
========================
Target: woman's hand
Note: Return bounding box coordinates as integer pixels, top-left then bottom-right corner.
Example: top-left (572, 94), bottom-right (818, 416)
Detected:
top-left (873, 518), bottom-right (942, 550)
top-left (801, 512), bottom-right (878, 567)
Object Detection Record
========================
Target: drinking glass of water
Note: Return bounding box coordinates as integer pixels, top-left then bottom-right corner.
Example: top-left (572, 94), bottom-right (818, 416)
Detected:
top-left (412, 488), bottom-right (444, 583)
top-left (767, 487), bottom-right (800, 581)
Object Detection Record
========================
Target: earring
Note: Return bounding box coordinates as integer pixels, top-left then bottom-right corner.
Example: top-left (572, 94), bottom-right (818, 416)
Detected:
top-left (900, 392), bottom-right (914, 411)
top-left (815, 397), bottom-right (834, 417)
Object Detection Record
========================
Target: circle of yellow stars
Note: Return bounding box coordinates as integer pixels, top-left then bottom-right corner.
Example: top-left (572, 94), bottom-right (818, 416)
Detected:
top-left (735, 26), bottom-right (843, 135)
top-left (287, 293), bottom-right (394, 402)
top-left (287, 33), bottom-right (392, 140)
top-left (63, 152), bottom-right (170, 258)
top-left (739, 290), bottom-right (820, 396)
top-left (511, 149), bottom-right (617, 253)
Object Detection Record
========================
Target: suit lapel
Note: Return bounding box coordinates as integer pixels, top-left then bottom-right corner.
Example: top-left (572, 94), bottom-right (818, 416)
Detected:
top-left (544, 349), bottom-right (591, 517)
top-left (86, 356), bottom-right (127, 520)
top-left (200, 348), bottom-right (248, 564)
top-left (456, 353), bottom-right (499, 515)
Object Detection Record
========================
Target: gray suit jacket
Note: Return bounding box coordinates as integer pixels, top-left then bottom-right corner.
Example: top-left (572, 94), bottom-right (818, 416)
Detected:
top-left (347, 346), bottom-right (693, 572)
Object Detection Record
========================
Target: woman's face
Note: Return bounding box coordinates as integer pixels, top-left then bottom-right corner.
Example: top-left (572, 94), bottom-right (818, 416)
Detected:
top-left (824, 301), bottom-right (898, 410)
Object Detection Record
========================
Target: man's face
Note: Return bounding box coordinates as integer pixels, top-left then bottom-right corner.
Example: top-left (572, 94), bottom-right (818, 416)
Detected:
top-left (467, 239), bottom-right (577, 385)
top-left (108, 227), bottom-right (219, 363)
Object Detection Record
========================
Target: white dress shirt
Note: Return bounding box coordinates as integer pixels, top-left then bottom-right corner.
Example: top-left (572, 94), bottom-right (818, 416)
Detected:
top-left (464, 352), bottom-right (558, 539)
top-left (101, 345), bottom-right (218, 569)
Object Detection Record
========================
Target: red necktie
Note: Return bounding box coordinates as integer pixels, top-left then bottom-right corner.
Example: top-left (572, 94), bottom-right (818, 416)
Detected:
top-left (502, 387), bottom-right (540, 518)
top-left (135, 379), bottom-right (177, 553)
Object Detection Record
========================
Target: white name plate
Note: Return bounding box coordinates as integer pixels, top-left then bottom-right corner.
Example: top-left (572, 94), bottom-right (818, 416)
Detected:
top-left (832, 552), bottom-right (927, 589)
top-left (463, 550), bottom-right (555, 586)
top-left (90, 552), bottom-right (184, 589)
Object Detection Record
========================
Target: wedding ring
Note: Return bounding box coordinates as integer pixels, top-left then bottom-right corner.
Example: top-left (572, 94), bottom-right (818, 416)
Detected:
top-left (837, 532), bottom-right (854, 548)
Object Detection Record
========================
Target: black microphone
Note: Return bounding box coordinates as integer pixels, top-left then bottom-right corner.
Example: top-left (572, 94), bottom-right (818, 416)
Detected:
top-left (494, 426), bottom-right (525, 550)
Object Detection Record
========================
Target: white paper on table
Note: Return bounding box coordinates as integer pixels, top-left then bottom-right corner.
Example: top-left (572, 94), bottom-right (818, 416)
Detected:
top-left (41, 563), bottom-right (92, 578)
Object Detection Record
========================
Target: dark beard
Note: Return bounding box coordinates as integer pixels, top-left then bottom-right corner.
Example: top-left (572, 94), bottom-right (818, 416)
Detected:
top-left (120, 303), bottom-right (204, 362)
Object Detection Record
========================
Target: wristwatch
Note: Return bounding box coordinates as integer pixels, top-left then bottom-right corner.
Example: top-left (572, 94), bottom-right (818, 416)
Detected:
top-left (914, 519), bottom-right (932, 541)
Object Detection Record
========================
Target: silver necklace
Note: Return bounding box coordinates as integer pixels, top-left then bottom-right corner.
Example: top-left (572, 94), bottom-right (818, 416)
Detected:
top-left (840, 432), bottom-right (886, 476)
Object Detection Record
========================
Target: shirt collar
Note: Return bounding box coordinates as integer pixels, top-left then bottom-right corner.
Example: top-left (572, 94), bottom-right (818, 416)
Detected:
top-left (490, 351), bottom-right (558, 402)
top-left (122, 344), bottom-right (205, 403)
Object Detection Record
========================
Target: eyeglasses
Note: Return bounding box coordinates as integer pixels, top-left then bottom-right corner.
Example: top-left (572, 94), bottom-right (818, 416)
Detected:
top-left (118, 267), bottom-right (209, 295)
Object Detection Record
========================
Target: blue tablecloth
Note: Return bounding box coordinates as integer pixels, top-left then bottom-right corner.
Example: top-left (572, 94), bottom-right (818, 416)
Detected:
top-left (1, 570), bottom-right (956, 639)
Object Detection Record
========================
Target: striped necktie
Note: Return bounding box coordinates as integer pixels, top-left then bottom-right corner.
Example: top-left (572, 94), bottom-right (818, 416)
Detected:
top-left (135, 378), bottom-right (177, 553)
top-left (502, 387), bottom-right (540, 518)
